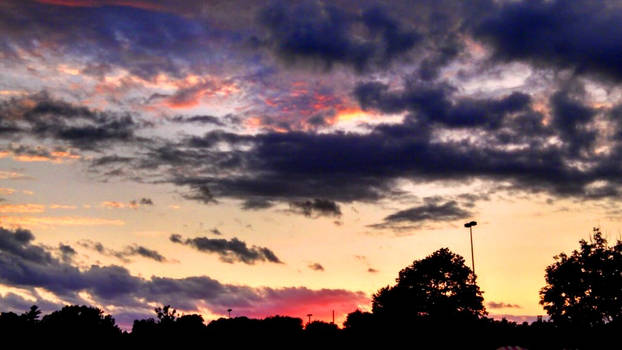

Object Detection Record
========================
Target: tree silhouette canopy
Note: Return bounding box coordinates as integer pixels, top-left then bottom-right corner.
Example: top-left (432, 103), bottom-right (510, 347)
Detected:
top-left (372, 247), bottom-right (486, 322)
top-left (540, 228), bottom-right (622, 327)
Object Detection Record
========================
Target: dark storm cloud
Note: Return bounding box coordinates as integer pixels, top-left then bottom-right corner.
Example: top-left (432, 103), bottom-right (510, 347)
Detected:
top-left (4, 1), bottom-right (622, 212)
top-left (257, 1), bottom-right (420, 71)
top-left (289, 199), bottom-right (342, 218)
top-left (77, 240), bottom-right (168, 263)
top-left (169, 234), bottom-right (282, 264)
top-left (550, 89), bottom-right (597, 156)
top-left (474, 0), bottom-right (622, 82)
top-left (369, 200), bottom-right (471, 231)
top-left (382, 200), bottom-right (471, 223)
top-left (354, 80), bottom-right (532, 129)
top-left (121, 90), bottom-right (622, 208)
top-left (0, 93), bottom-right (144, 150)
top-left (1, 227), bottom-right (364, 316)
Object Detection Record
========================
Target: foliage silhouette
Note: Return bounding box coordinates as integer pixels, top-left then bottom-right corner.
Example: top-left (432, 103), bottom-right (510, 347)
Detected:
top-left (2, 245), bottom-right (622, 349)
top-left (540, 227), bottom-right (622, 327)
top-left (38, 305), bottom-right (122, 345)
top-left (372, 247), bottom-right (486, 322)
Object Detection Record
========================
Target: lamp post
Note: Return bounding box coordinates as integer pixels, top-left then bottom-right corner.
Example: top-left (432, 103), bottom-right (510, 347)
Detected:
top-left (464, 221), bottom-right (477, 276)
top-left (227, 308), bottom-right (232, 318)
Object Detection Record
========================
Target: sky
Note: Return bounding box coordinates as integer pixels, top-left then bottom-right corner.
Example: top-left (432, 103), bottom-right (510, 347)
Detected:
top-left (2, 0), bottom-right (622, 328)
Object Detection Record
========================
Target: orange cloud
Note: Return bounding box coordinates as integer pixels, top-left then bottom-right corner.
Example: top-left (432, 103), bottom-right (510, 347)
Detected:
top-left (49, 204), bottom-right (78, 210)
top-left (0, 149), bottom-right (81, 163)
top-left (0, 188), bottom-right (16, 195)
top-left (101, 201), bottom-right (140, 209)
top-left (161, 77), bottom-right (240, 109)
top-left (0, 216), bottom-right (125, 228)
top-left (0, 204), bottom-right (46, 213)
top-left (0, 171), bottom-right (29, 180)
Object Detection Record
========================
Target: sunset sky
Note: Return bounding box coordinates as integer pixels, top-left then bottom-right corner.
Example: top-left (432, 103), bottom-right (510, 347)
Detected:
top-left (2, 0), bottom-right (622, 328)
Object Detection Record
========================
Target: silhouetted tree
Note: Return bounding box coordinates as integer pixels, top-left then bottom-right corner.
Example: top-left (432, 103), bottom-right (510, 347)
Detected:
top-left (344, 310), bottom-right (375, 331)
top-left (540, 228), bottom-right (622, 327)
top-left (39, 305), bottom-right (121, 343)
top-left (176, 313), bottom-right (205, 331)
top-left (305, 320), bottom-right (339, 338)
top-left (22, 305), bottom-right (41, 323)
top-left (372, 248), bottom-right (486, 322)
top-left (155, 304), bottom-right (177, 324)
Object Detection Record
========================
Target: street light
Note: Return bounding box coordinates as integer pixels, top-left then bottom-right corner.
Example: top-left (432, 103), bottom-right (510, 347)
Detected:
top-left (227, 308), bottom-right (232, 318)
top-left (464, 221), bottom-right (477, 276)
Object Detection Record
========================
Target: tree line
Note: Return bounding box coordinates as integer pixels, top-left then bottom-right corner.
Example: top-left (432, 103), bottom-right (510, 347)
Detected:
top-left (1, 228), bottom-right (620, 349)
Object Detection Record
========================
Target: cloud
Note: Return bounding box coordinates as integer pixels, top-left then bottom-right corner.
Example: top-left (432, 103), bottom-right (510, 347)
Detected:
top-left (77, 240), bottom-right (168, 263)
top-left (308, 263), bottom-right (324, 271)
top-left (474, 0), bottom-right (622, 82)
top-left (58, 243), bottom-right (76, 263)
top-left (0, 144), bottom-right (80, 163)
top-left (0, 292), bottom-right (64, 315)
top-left (369, 200), bottom-right (472, 232)
top-left (241, 199), bottom-right (274, 210)
top-left (487, 301), bottom-right (522, 309)
top-left (170, 234), bottom-right (282, 265)
top-left (169, 115), bottom-right (226, 127)
top-left (5, 0), bottom-right (622, 221)
top-left (101, 198), bottom-right (154, 209)
top-left (257, 2), bottom-right (420, 71)
top-left (0, 204), bottom-right (46, 213)
top-left (0, 216), bottom-right (124, 228)
top-left (0, 93), bottom-right (144, 151)
top-left (0, 226), bottom-right (367, 323)
top-left (289, 199), bottom-right (342, 218)
top-left (0, 188), bottom-right (16, 195)
top-left (0, 3), bottom-right (223, 80)
top-left (137, 198), bottom-right (154, 205)
top-left (0, 171), bottom-right (31, 180)
top-left (354, 80), bottom-right (532, 129)
top-left (181, 185), bottom-right (217, 204)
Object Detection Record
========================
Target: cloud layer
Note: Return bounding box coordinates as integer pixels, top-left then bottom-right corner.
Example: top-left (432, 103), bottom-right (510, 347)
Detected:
top-left (0, 227), bottom-right (366, 321)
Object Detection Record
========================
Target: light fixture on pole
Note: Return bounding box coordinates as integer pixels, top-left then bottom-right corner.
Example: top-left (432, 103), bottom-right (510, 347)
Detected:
top-left (464, 221), bottom-right (477, 276)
